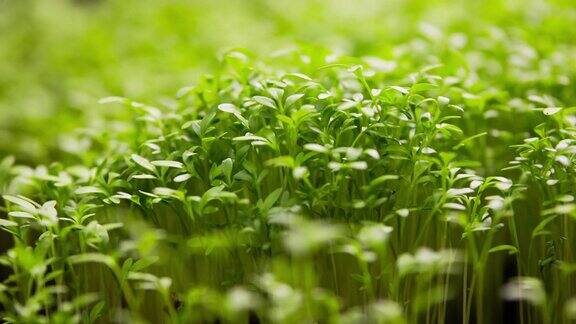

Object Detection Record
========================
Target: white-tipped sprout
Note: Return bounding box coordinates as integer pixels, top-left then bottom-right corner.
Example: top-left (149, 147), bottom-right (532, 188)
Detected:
top-left (258, 274), bottom-right (304, 323)
top-left (500, 277), bottom-right (545, 306)
top-left (357, 224), bottom-right (393, 249)
top-left (269, 206), bottom-right (342, 256)
top-left (226, 287), bottom-right (260, 313)
top-left (397, 248), bottom-right (463, 276)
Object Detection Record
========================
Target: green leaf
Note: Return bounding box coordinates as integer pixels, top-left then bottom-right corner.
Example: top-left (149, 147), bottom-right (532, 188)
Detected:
top-left (132, 256), bottom-right (159, 271)
top-left (8, 211), bottom-right (35, 219)
top-left (543, 107), bottom-right (562, 116)
top-left (0, 219), bottom-right (18, 227)
top-left (283, 73), bottom-right (313, 81)
top-left (285, 94), bottom-right (304, 108)
top-left (303, 143), bottom-right (328, 153)
top-left (253, 96), bottom-right (276, 109)
top-left (3, 195), bottom-right (37, 213)
top-left (262, 188), bottom-right (283, 211)
top-left (131, 154), bottom-right (156, 172)
top-left (532, 215), bottom-right (559, 238)
top-left (151, 160), bottom-right (184, 169)
top-left (489, 245), bottom-right (518, 255)
top-left (233, 133), bottom-right (267, 143)
top-left (130, 174), bottom-right (157, 180)
top-left (153, 187), bottom-right (178, 197)
top-left (174, 173), bottom-right (192, 182)
top-left (221, 158), bottom-right (233, 182)
top-left (98, 96), bottom-right (128, 105)
top-left (453, 132), bottom-right (487, 149)
top-left (389, 86), bottom-right (409, 95)
top-left (410, 83), bottom-right (436, 93)
top-left (88, 301), bottom-right (106, 324)
top-left (75, 186), bottom-right (105, 195)
top-left (68, 253), bottom-right (115, 267)
top-left (265, 156), bottom-right (295, 168)
top-left (218, 103), bottom-right (249, 127)
top-left (435, 123), bottom-right (463, 135)
top-left (368, 175), bottom-right (400, 188)
top-left (218, 103), bottom-right (240, 114)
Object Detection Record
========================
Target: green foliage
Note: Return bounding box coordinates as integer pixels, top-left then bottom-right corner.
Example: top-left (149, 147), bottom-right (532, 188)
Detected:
top-left (1, 0), bottom-right (576, 323)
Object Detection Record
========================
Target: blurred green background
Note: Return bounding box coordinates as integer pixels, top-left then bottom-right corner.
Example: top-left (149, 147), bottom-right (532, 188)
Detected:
top-left (1, 0), bottom-right (575, 164)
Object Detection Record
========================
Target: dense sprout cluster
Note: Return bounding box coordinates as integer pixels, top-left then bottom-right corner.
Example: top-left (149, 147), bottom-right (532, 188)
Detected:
top-left (1, 1), bottom-right (576, 323)
top-left (1, 43), bottom-right (575, 322)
